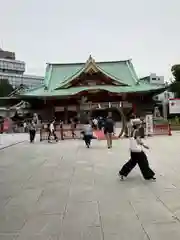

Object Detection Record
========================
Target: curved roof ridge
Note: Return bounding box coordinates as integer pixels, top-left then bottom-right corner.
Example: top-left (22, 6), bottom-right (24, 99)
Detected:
top-left (23, 84), bottom-right (45, 94)
top-left (47, 59), bottom-right (131, 66)
top-left (57, 63), bottom-right (87, 87)
top-left (125, 60), bottom-right (139, 84)
top-left (96, 65), bottom-right (128, 86)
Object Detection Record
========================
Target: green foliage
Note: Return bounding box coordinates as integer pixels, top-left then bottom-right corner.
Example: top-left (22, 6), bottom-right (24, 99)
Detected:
top-left (0, 78), bottom-right (14, 97)
top-left (170, 65), bottom-right (180, 97)
top-left (169, 116), bottom-right (180, 125)
top-left (171, 65), bottom-right (180, 81)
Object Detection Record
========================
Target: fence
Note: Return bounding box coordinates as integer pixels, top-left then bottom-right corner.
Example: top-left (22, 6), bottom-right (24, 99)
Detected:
top-left (153, 123), bottom-right (171, 136)
top-left (125, 121), bottom-right (171, 137)
top-left (40, 124), bottom-right (84, 141)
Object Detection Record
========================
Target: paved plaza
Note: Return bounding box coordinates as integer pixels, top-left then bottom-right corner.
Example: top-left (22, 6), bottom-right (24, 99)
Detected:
top-left (0, 134), bottom-right (180, 239)
top-left (0, 134), bottom-right (28, 150)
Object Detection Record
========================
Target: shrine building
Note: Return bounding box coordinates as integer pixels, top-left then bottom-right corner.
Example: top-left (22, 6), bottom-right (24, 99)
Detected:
top-left (18, 56), bottom-right (166, 123)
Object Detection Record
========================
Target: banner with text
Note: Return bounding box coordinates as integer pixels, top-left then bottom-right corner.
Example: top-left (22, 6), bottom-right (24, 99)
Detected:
top-left (169, 98), bottom-right (180, 114)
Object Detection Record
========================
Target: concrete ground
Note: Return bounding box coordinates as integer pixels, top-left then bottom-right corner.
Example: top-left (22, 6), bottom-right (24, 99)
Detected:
top-left (0, 133), bottom-right (29, 150)
top-left (0, 134), bottom-right (180, 239)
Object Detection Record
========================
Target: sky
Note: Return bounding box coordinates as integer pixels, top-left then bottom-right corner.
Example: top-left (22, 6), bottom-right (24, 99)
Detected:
top-left (0, 0), bottom-right (180, 81)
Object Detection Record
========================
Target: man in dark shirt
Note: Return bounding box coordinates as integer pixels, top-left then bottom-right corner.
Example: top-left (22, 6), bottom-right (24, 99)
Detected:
top-left (104, 114), bottom-right (114, 149)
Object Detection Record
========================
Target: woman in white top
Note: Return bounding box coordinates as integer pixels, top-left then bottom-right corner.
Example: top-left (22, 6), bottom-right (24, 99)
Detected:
top-left (119, 119), bottom-right (155, 180)
top-left (48, 120), bottom-right (58, 142)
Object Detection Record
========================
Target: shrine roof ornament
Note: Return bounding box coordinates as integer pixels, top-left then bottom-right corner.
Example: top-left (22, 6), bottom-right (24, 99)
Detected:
top-left (85, 55), bottom-right (95, 66)
top-left (83, 55), bottom-right (98, 73)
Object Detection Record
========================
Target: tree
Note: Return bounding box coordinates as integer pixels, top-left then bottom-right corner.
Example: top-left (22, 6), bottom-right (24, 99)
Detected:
top-left (170, 65), bottom-right (180, 97)
top-left (0, 78), bottom-right (14, 97)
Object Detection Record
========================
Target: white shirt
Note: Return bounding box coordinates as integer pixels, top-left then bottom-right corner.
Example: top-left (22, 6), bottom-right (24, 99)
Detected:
top-left (83, 124), bottom-right (92, 135)
top-left (129, 130), bottom-right (142, 152)
top-left (49, 123), bottom-right (54, 132)
top-left (93, 119), bottom-right (98, 125)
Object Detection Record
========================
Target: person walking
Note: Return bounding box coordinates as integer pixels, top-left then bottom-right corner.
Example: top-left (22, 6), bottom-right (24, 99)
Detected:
top-left (92, 118), bottom-right (98, 130)
top-left (118, 119), bottom-right (155, 180)
top-left (48, 120), bottom-right (58, 143)
top-left (28, 120), bottom-right (36, 143)
top-left (23, 121), bottom-right (28, 133)
top-left (70, 118), bottom-right (76, 138)
top-left (104, 114), bottom-right (114, 149)
top-left (82, 121), bottom-right (93, 148)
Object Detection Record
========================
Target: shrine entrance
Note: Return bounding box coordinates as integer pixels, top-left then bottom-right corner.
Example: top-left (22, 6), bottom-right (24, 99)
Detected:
top-left (91, 108), bottom-right (122, 122)
top-left (81, 102), bottom-right (127, 137)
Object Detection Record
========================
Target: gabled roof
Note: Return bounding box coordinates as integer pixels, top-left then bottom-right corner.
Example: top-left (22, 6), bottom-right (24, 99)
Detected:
top-left (21, 56), bottom-right (167, 98)
top-left (44, 56), bottom-right (139, 91)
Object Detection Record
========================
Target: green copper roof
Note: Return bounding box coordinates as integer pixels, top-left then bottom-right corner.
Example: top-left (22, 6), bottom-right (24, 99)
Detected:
top-left (140, 76), bottom-right (150, 83)
top-left (21, 56), bottom-right (166, 98)
top-left (44, 57), bottom-right (139, 91)
top-left (21, 83), bottom-right (166, 98)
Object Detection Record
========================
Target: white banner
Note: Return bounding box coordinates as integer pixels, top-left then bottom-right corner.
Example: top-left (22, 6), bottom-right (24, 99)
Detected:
top-left (145, 114), bottom-right (154, 135)
top-left (169, 99), bottom-right (180, 114)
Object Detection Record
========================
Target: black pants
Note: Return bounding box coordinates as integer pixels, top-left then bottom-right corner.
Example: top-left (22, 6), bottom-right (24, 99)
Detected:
top-left (48, 130), bottom-right (58, 141)
top-left (29, 130), bottom-right (36, 143)
top-left (84, 135), bottom-right (91, 146)
top-left (119, 151), bottom-right (155, 180)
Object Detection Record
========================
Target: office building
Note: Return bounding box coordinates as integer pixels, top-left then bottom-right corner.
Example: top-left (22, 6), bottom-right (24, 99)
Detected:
top-left (0, 49), bottom-right (44, 88)
top-left (0, 48), bottom-right (15, 60)
top-left (140, 73), bottom-right (174, 102)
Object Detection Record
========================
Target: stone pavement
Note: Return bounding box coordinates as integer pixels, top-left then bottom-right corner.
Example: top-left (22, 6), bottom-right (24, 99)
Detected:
top-left (1, 135), bottom-right (180, 239)
top-left (0, 133), bottom-right (29, 150)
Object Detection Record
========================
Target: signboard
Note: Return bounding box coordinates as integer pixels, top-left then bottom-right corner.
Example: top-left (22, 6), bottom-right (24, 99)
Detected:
top-left (169, 98), bottom-right (180, 114)
top-left (153, 119), bottom-right (170, 136)
top-left (145, 114), bottom-right (153, 135)
top-left (122, 101), bottom-right (132, 108)
top-left (111, 102), bottom-right (121, 108)
top-left (80, 101), bottom-right (132, 110)
top-left (55, 106), bottom-right (64, 112)
top-left (81, 102), bottom-right (122, 110)
top-left (153, 124), bottom-right (169, 135)
top-left (68, 106), bottom-right (77, 111)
